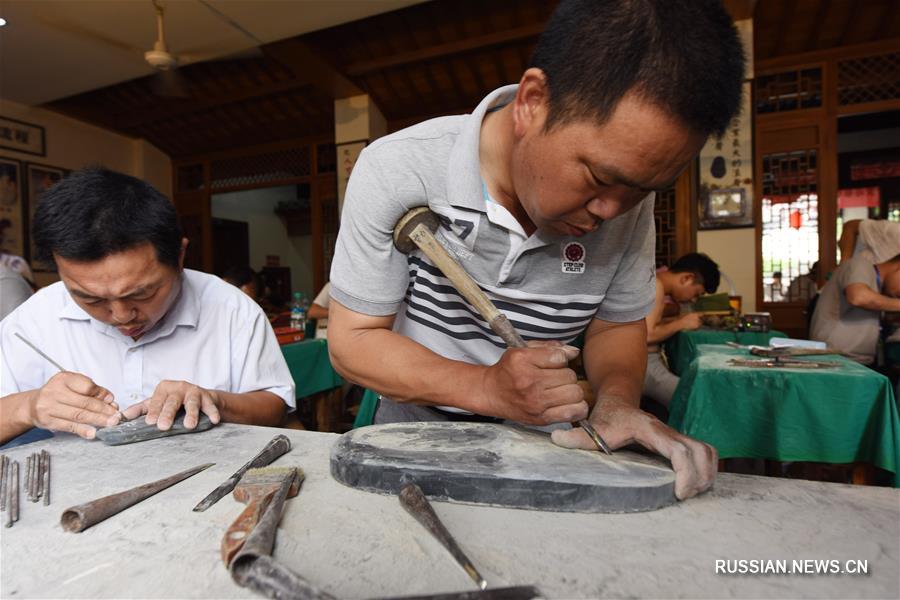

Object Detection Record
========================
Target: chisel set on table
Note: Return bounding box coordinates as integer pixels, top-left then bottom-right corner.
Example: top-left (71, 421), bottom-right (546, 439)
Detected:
top-left (0, 449), bottom-right (51, 527)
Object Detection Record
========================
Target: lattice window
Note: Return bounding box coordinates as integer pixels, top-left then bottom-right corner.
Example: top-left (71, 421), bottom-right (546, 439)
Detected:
top-left (756, 68), bottom-right (822, 114)
top-left (838, 52), bottom-right (900, 106)
top-left (761, 150), bottom-right (819, 303)
top-left (654, 185), bottom-right (678, 268)
top-left (210, 146), bottom-right (311, 191)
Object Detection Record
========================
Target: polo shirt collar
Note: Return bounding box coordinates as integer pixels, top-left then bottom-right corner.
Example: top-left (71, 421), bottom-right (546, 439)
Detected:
top-left (58, 272), bottom-right (198, 345)
top-left (446, 85), bottom-right (518, 214)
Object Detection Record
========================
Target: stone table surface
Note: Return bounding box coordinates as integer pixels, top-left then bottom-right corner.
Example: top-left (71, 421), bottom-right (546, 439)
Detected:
top-left (0, 424), bottom-right (898, 599)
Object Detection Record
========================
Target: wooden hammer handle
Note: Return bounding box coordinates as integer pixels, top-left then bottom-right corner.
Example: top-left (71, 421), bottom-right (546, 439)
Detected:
top-left (409, 223), bottom-right (527, 348)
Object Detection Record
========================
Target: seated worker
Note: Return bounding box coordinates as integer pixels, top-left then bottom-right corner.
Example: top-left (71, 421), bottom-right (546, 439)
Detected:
top-left (222, 266), bottom-right (261, 301)
top-left (785, 261), bottom-right (819, 302)
top-left (308, 282), bottom-right (331, 339)
top-left (327, 0), bottom-right (745, 500)
top-left (644, 253), bottom-right (720, 407)
top-left (838, 219), bottom-right (900, 265)
top-left (0, 168), bottom-right (295, 445)
top-left (810, 252), bottom-right (900, 364)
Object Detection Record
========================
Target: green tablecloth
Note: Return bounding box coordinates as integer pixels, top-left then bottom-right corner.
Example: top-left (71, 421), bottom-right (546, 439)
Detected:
top-left (280, 339), bottom-right (343, 398)
top-left (354, 389), bottom-right (379, 428)
top-left (664, 328), bottom-right (788, 376)
top-left (669, 344), bottom-right (900, 484)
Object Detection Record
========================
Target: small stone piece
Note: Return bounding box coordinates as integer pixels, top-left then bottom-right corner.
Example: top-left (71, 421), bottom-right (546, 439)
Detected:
top-left (95, 411), bottom-right (216, 446)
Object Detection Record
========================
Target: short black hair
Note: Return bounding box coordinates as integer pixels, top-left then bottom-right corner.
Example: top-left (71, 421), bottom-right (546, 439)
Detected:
top-left (670, 252), bottom-right (720, 294)
top-left (32, 167), bottom-right (182, 268)
top-left (530, 0), bottom-right (745, 137)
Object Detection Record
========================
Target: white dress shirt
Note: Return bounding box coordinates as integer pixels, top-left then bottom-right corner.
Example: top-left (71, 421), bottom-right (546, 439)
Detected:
top-left (0, 269), bottom-right (295, 410)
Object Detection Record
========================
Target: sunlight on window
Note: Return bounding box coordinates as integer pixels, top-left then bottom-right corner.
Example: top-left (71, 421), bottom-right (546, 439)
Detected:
top-left (762, 194), bottom-right (819, 303)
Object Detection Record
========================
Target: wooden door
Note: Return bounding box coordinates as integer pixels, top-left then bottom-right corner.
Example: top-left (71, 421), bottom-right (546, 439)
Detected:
top-left (754, 70), bottom-right (835, 338)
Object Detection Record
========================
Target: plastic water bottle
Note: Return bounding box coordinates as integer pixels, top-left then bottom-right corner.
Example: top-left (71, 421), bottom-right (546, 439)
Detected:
top-left (290, 292), bottom-right (306, 332)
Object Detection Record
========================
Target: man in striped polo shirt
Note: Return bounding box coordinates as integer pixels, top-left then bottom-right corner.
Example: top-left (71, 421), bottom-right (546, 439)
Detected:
top-left (328, 0), bottom-right (745, 500)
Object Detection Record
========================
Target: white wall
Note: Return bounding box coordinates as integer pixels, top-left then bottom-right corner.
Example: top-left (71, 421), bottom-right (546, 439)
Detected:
top-left (211, 186), bottom-right (314, 298)
top-left (0, 99), bottom-right (171, 196)
top-left (0, 99), bottom-right (172, 287)
top-left (697, 228), bottom-right (757, 313)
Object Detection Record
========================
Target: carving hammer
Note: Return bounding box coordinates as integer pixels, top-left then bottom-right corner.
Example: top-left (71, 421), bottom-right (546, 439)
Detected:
top-left (393, 207), bottom-right (612, 454)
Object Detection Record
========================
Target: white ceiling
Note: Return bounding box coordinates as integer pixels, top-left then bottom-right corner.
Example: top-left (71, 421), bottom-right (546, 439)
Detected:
top-left (0, 0), bottom-right (425, 105)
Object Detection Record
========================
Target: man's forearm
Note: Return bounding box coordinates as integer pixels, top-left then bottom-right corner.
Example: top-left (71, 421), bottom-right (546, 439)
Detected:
top-left (847, 287), bottom-right (900, 312)
top-left (0, 390), bottom-right (37, 444)
top-left (216, 391), bottom-right (287, 427)
top-left (583, 320), bottom-right (648, 408)
top-left (329, 326), bottom-right (488, 414)
top-left (308, 304), bottom-right (328, 320)
top-left (646, 318), bottom-right (685, 344)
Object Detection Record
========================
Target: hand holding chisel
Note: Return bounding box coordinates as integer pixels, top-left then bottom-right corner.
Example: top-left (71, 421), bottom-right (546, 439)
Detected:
top-left (14, 333), bottom-right (121, 439)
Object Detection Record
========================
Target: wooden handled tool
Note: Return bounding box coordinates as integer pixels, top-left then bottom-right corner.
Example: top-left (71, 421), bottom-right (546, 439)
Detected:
top-left (222, 467), bottom-right (335, 599)
top-left (393, 208), bottom-right (523, 345)
top-left (221, 467), bottom-right (302, 567)
top-left (400, 482), bottom-right (487, 590)
top-left (393, 207), bottom-right (612, 455)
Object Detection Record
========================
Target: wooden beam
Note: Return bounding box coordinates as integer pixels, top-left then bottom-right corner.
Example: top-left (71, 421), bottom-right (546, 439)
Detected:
top-left (114, 77), bottom-right (313, 130)
top-left (265, 38), bottom-right (363, 99)
top-left (773, 0), bottom-right (798, 58)
top-left (803, 0), bottom-right (832, 53)
top-left (874, 0), bottom-right (900, 41)
top-left (345, 23), bottom-right (545, 77)
top-left (757, 37), bottom-right (900, 72)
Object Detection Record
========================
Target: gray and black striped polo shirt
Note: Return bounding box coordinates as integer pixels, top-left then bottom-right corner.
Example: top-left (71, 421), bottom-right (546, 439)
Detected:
top-left (331, 86), bottom-right (656, 412)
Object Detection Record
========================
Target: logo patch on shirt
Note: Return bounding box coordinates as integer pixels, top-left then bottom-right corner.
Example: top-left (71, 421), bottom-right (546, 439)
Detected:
top-left (561, 242), bottom-right (586, 274)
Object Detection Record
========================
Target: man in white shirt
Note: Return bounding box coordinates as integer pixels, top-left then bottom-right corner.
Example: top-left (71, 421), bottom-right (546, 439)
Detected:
top-left (0, 168), bottom-right (295, 445)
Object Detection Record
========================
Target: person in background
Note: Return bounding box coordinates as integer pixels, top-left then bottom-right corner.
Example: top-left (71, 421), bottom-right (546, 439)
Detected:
top-left (810, 252), bottom-right (900, 364)
top-left (308, 282), bottom-right (330, 321)
top-left (0, 168), bottom-right (295, 445)
top-left (0, 264), bottom-right (32, 320)
top-left (786, 261), bottom-right (820, 302)
top-left (643, 253), bottom-right (720, 407)
top-left (0, 219), bottom-right (35, 287)
top-left (222, 266), bottom-right (260, 301)
top-left (838, 219), bottom-right (900, 265)
top-left (308, 282), bottom-right (331, 339)
top-left (768, 271), bottom-right (784, 302)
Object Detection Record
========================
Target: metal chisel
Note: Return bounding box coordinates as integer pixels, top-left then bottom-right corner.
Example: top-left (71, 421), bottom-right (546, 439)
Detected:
top-left (193, 434), bottom-right (292, 512)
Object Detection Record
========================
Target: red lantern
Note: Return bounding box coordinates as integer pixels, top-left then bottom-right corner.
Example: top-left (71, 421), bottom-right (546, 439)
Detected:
top-left (789, 210), bottom-right (803, 229)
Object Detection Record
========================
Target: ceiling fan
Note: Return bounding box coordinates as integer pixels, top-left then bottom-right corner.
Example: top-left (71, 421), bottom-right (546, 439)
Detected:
top-left (35, 0), bottom-right (264, 98)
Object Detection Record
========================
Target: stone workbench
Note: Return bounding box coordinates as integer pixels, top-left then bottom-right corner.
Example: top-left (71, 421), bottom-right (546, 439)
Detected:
top-left (1, 424), bottom-right (897, 599)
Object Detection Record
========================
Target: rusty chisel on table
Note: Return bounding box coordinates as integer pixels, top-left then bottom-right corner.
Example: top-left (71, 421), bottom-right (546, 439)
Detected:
top-left (193, 434), bottom-right (292, 512)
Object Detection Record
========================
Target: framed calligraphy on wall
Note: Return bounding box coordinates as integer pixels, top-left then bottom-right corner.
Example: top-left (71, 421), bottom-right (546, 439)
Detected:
top-left (698, 81), bottom-right (754, 229)
top-left (0, 117), bottom-right (46, 157)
